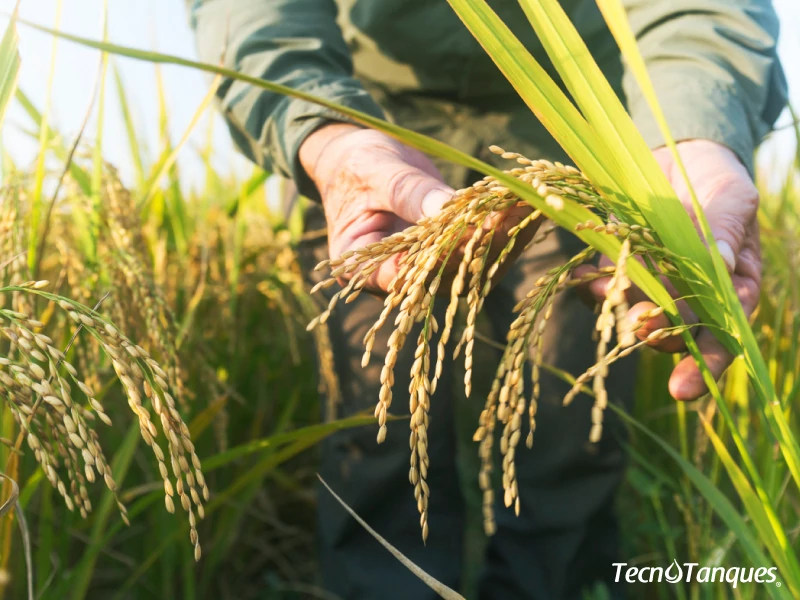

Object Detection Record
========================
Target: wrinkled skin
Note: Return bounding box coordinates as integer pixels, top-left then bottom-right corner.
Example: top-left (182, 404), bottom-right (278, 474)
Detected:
top-left (300, 124), bottom-right (759, 401)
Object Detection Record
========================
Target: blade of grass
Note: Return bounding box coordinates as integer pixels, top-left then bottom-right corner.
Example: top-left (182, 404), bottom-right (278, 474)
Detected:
top-left (187, 393), bottom-right (228, 439)
top-left (33, 51), bottom-right (103, 279)
top-left (32, 481), bottom-right (51, 594)
top-left (698, 412), bottom-right (800, 595)
top-left (13, 89), bottom-right (91, 192)
top-left (139, 73), bottom-right (221, 210)
top-left (0, 473), bottom-right (32, 600)
top-left (142, 62), bottom-right (189, 255)
top-left (203, 412), bottom-right (384, 472)
top-left (67, 422), bottom-right (140, 600)
top-left (0, 5), bottom-right (20, 129)
top-left (225, 168), bottom-right (269, 217)
top-left (115, 419), bottom-right (379, 595)
top-left (112, 61), bottom-right (146, 188)
top-left (514, 0), bottom-right (710, 266)
top-left (318, 475), bottom-right (465, 600)
top-left (443, 0), bottom-right (614, 199)
top-left (88, 1), bottom-right (109, 266)
top-left (28, 0), bottom-right (62, 273)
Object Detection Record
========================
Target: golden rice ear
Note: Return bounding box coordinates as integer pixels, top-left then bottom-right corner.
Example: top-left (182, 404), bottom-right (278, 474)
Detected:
top-left (308, 150), bottom-right (671, 539)
top-left (0, 291), bottom-right (207, 560)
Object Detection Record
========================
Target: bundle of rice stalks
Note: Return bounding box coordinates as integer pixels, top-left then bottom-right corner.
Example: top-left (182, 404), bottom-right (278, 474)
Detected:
top-left (0, 182), bottom-right (208, 560)
top-left (309, 147), bottom-right (689, 538)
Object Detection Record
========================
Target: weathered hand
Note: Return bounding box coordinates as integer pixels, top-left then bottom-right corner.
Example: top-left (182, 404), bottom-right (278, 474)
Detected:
top-left (582, 140), bottom-right (761, 401)
top-left (299, 123), bottom-right (539, 293)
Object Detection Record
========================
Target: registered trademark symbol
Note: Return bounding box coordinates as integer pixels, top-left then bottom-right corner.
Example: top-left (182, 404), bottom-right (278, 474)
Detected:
top-left (776, 582), bottom-right (782, 587)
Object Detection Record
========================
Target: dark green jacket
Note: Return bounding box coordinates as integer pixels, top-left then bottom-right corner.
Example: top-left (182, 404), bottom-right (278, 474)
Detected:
top-left (190, 0), bottom-right (786, 194)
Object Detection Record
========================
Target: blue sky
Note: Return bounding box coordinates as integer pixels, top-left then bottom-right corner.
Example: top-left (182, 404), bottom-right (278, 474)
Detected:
top-left (1, 0), bottom-right (798, 191)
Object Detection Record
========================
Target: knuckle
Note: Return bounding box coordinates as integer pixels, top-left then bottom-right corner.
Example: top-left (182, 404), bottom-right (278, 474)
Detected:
top-left (701, 172), bottom-right (759, 213)
top-left (713, 212), bottom-right (748, 241)
top-left (385, 167), bottom-right (426, 207)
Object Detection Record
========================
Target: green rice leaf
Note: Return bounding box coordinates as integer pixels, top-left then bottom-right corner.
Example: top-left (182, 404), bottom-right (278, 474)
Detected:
top-left (0, 8), bottom-right (20, 129)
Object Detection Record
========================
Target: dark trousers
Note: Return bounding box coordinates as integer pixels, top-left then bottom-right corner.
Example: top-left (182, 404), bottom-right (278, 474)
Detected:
top-left (301, 90), bottom-right (634, 599)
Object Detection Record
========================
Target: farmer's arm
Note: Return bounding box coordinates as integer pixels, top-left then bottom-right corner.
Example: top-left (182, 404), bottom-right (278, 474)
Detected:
top-left (614, 0), bottom-right (787, 398)
top-left (189, 0), bottom-right (386, 199)
top-left (623, 0), bottom-right (787, 175)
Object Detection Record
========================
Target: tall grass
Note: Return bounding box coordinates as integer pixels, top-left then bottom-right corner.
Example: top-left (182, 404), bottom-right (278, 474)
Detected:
top-left (0, 2), bottom-right (797, 599)
top-left (0, 11), bottom-right (369, 599)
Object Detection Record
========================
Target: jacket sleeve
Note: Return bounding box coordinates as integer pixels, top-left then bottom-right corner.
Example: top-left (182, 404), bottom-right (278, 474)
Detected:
top-left (621, 0), bottom-right (787, 174)
top-left (188, 0), bottom-right (386, 197)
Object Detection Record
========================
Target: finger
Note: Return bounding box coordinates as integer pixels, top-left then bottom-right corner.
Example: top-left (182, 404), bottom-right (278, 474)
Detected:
top-left (421, 203), bottom-right (543, 295)
top-left (330, 211), bottom-right (413, 294)
top-left (682, 153), bottom-right (756, 273)
top-left (578, 255), bottom-right (657, 306)
top-left (634, 296), bottom-right (702, 351)
top-left (572, 259), bottom-right (649, 306)
top-left (668, 329), bottom-right (732, 401)
top-left (381, 167), bottom-right (454, 224)
top-left (621, 302), bottom-right (680, 353)
top-left (731, 219), bottom-right (761, 317)
top-left (484, 202), bottom-right (540, 253)
top-left (330, 210), bottom-right (402, 260)
top-left (371, 251), bottom-right (407, 294)
top-left (651, 146), bottom-right (673, 177)
top-left (573, 264), bottom-right (603, 306)
top-left (572, 256), bottom-right (614, 305)
top-left (734, 223), bottom-right (761, 289)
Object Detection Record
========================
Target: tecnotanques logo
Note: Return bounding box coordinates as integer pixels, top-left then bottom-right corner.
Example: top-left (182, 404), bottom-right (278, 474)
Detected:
top-left (613, 560), bottom-right (781, 589)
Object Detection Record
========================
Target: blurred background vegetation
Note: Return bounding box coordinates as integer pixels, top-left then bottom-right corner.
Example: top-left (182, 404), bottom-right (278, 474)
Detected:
top-left (0, 2), bottom-right (797, 599)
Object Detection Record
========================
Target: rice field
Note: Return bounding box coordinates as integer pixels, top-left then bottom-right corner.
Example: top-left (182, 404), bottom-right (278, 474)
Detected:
top-left (0, 1), bottom-right (798, 599)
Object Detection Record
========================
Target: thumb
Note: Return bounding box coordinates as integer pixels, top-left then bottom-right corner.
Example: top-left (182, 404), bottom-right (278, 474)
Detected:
top-left (701, 176), bottom-right (758, 274)
top-left (383, 167), bottom-right (454, 224)
top-left (670, 142), bottom-right (757, 274)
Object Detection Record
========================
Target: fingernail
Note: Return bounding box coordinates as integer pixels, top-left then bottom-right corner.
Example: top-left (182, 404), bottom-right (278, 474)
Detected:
top-left (421, 188), bottom-right (453, 219)
top-left (716, 240), bottom-right (736, 273)
top-left (669, 373), bottom-right (705, 401)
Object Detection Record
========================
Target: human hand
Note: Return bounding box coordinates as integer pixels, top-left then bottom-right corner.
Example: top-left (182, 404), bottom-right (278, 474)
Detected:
top-left (299, 123), bottom-right (539, 293)
top-left (581, 140), bottom-right (760, 400)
